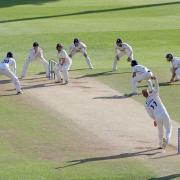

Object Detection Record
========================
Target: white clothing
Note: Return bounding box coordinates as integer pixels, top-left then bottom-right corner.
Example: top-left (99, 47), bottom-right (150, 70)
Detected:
top-left (112, 42), bottom-right (133, 71)
top-left (171, 57), bottom-right (180, 77)
top-left (21, 47), bottom-right (49, 78)
top-left (0, 58), bottom-right (21, 93)
top-left (131, 65), bottom-right (153, 93)
top-left (144, 79), bottom-right (172, 146)
top-left (69, 42), bottom-right (93, 69)
top-left (55, 49), bottom-right (72, 83)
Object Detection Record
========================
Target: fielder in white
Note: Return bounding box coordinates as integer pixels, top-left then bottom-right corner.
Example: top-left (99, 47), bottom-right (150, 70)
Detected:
top-left (0, 52), bottom-right (23, 95)
top-left (69, 38), bottom-right (93, 69)
top-left (21, 42), bottom-right (49, 79)
top-left (130, 60), bottom-right (153, 96)
top-left (55, 43), bottom-right (72, 84)
top-left (142, 77), bottom-right (172, 149)
top-left (112, 38), bottom-right (133, 71)
top-left (165, 53), bottom-right (180, 82)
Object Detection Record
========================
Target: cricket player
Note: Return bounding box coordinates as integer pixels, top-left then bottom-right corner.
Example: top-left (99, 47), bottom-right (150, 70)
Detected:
top-left (165, 53), bottom-right (180, 82)
top-left (112, 38), bottom-right (133, 71)
top-left (142, 77), bottom-right (172, 149)
top-left (0, 52), bottom-right (23, 95)
top-left (21, 42), bottom-right (49, 79)
top-left (69, 38), bottom-right (93, 69)
top-left (130, 60), bottom-right (153, 96)
top-left (55, 43), bottom-right (72, 84)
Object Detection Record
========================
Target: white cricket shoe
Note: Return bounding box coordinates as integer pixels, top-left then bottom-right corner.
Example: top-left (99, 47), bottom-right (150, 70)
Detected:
top-left (17, 90), bottom-right (23, 95)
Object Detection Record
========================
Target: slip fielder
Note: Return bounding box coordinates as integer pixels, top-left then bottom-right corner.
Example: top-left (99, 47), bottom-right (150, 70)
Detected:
top-left (165, 53), bottom-right (180, 82)
top-left (112, 38), bottom-right (133, 71)
top-left (69, 38), bottom-right (93, 69)
top-left (0, 52), bottom-right (23, 95)
top-left (21, 42), bottom-right (49, 79)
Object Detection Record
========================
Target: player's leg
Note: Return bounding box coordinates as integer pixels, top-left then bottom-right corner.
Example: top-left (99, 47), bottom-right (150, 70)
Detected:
top-left (3, 68), bottom-right (22, 94)
top-left (54, 64), bottom-right (62, 83)
top-left (21, 57), bottom-right (31, 78)
top-left (81, 48), bottom-right (93, 69)
top-left (175, 68), bottom-right (180, 81)
top-left (156, 119), bottom-right (164, 148)
top-left (39, 56), bottom-right (50, 77)
top-left (163, 114), bottom-right (172, 144)
top-left (62, 64), bottom-right (69, 84)
top-left (112, 51), bottom-right (123, 71)
top-left (131, 74), bottom-right (143, 94)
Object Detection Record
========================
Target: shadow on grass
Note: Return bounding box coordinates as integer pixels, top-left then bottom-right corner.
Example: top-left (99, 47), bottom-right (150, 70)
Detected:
top-left (0, 80), bottom-right (11, 84)
top-left (75, 71), bottom-right (131, 79)
top-left (93, 95), bottom-right (130, 99)
top-left (0, 1), bottom-right (180, 23)
top-left (0, 0), bottom-right (59, 8)
top-left (148, 174), bottom-right (180, 180)
top-left (55, 148), bottom-right (161, 169)
top-left (138, 81), bottom-right (180, 89)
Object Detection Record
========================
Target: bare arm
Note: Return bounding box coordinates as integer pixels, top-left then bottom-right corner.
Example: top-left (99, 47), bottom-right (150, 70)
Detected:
top-left (170, 67), bottom-right (176, 82)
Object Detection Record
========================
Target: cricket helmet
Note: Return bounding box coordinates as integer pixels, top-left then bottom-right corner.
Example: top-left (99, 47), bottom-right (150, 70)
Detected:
top-left (165, 53), bottom-right (173, 61)
top-left (7, 51), bottom-right (13, 58)
top-left (131, 60), bottom-right (138, 67)
top-left (74, 38), bottom-right (80, 44)
top-left (33, 41), bottom-right (39, 47)
top-left (56, 43), bottom-right (63, 49)
top-left (116, 38), bottom-right (123, 44)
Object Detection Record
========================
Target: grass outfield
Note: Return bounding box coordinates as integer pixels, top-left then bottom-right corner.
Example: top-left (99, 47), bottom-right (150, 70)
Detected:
top-left (0, 0), bottom-right (180, 179)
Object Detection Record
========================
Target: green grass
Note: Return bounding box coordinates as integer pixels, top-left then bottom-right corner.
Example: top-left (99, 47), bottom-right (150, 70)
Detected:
top-left (0, 0), bottom-right (180, 179)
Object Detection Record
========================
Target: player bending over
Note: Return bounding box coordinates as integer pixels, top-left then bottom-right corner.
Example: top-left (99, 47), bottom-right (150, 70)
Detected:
top-left (130, 60), bottom-right (153, 96)
top-left (165, 53), bottom-right (180, 82)
top-left (0, 52), bottom-right (23, 95)
top-left (142, 77), bottom-right (172, 149)
top-left (21, 42), bottom-right (49, 79)
top-left (112, 38), bottom-right (133, 71)
top-left (69, 38), bottom-right (93, 69)
top-left (55, 43), bottom-right (72, 84)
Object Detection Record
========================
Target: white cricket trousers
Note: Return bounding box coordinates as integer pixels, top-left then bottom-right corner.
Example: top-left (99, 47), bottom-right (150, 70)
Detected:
top-left (0, 68), bottom-right (21, 92)
top-left (70, 48), bottom-right (93, 69)
top-left (21, 56), bottom-right (49, 78)
top-left (55, 62), bottom-right (72, 82)
top-left (131, 71), bottom-right (153, 93)
top-left (156, 113), bottom-right (172, 147)
top-left (112, 50), bottom-right (133, 71)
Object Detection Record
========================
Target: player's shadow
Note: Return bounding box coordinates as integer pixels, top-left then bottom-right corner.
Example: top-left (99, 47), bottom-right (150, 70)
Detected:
top-left (0, 1), bottom-right (180, 23)
top-left (0, 80), bottom-right (11, 84)
top-left (21, 82), bottom-right (58, 90)
top-left (75, 71), bottom-right (131, 79)
top-left (93, 95), bottom-right (130, 99)
top-left (0, 0), bottom-right (59, 8)
top-left (55, 148), bottom-right (161, 169)
top-left (148, 174), bottom-right (180, 180)
top-left (139, 81), bottom-right (180, 89)
top-left (69, 68), bottom-right (89, 72)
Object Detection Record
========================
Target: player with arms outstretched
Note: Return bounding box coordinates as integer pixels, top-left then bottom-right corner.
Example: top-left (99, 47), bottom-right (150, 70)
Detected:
top-left (142, 77), bottom-right (172, 149)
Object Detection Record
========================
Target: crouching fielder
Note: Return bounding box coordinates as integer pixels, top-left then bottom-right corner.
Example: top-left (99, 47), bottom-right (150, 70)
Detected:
top-left (112, 38), bottom-right (133, 71)
top-left (165, 53), bottom-right (180, 82)
top-left (130, 60), bottom-right (153, 96)
top-left (0, 52), bottom-right (23, 95)
top-left (69, 38), bottom-right (93, 69)
top-left (142, 77), bottom-right (172, 149)
top-left (21, 42), bottom-right (49, 79)
top-left (55, 43), bottom-right (72, 84)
